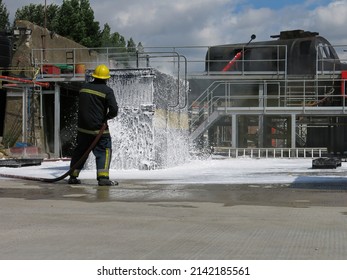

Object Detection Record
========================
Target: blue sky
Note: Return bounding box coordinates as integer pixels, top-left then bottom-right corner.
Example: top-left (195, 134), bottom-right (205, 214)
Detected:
top-left (4, 0), bottom-right (347, 46)
top-left (247, 0), bottom-right (329, 9)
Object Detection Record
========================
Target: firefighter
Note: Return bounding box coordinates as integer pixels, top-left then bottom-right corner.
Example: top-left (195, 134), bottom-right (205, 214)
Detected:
top-left (68, 64), bottom-right (119, 186)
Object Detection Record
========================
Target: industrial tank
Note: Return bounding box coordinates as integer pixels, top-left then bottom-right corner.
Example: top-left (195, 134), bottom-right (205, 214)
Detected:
top-left (206, 30), bottom-right (347, 75)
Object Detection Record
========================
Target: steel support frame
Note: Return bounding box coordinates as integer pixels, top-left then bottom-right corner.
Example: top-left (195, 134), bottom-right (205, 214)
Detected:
top-left (54, 83), bottom-right (60, 157)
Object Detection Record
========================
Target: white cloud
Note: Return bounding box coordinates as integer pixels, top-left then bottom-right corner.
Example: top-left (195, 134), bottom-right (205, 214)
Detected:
top-left (98, 0), bottom-right (233, 46)
top-left (5, 0), bottom-right (347, 47)
top-left (310, 1), bottom-right (347, 43)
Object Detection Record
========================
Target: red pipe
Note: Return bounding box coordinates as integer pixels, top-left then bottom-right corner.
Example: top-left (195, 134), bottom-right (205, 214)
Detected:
top-left (222, 51), bottom-right (242, 72)
top-left (0, 75), bottom-right (50, 88)
top-left (222, 34), bottom-right (256, 72)
top-left (341, 70), bottom-right (347, 97)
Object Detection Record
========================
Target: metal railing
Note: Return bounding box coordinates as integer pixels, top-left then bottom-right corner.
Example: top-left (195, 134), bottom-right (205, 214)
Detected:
top-left (213, 147), bottom-right (328, 158)
top-left (189, 78), bottom-right (347, 134)
top-left (30, 44), bottom-right (347, 78)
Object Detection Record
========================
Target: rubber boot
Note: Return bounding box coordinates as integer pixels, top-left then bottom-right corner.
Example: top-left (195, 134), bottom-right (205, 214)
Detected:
top-left (98, 178), bottom-right (118, 186)
top-left (68, 176), bottom-right (81, 184)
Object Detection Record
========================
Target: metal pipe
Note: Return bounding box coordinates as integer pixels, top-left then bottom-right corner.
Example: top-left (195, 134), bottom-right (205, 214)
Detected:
top-left (0, 75), bottom-right (50, 88)
top-left (54, 83), bottom-right (60, 157)
top-left (139, 51), bottom-right (188, 108)
top-left (22, 88), bottom-right (27, 143)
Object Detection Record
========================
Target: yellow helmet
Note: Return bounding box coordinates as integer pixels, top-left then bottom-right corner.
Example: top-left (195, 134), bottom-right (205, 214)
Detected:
top-left (92, 64), bottom-right (110, 79)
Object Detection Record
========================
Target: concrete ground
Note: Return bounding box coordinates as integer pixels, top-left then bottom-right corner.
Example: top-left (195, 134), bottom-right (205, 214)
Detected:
top-left (1, 177), bottom-right (347, 260)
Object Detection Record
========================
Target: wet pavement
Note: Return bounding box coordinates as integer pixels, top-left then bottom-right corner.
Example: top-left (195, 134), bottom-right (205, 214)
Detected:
top-left (1, 174), bottom-right (347, 260)
top-left (2, 178), bottom-right (347, 207)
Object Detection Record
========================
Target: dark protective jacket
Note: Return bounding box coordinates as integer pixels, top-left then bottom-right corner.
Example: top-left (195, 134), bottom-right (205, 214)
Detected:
top-left (77, 79), bottom-right (118, 134)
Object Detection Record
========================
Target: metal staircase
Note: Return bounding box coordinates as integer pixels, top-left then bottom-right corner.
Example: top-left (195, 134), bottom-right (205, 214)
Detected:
top-left (189, 80), bottom-right (227, 141)
top-left (190, 110), bottom-right (221, 140)
top-left (188, 74), bottom-right (345, 148)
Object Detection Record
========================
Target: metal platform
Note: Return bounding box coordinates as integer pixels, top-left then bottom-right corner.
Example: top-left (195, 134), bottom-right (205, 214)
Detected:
top-left (0, 158), bottom-right (43, 168)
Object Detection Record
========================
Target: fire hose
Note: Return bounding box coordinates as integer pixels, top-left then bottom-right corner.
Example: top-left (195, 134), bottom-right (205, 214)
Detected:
top-left (0, 123), bottom-right (107, 183)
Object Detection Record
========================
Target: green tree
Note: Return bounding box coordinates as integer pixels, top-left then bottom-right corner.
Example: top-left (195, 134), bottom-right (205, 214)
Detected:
top-left (55, 0), bottom-right (101, 48)
top-left (100, 23), bottom-right (113, 48)
top-left (0, 0), bottom-right (9, 30)
top-left (127, 38), bottom-right (136, 53)
top-left (111, 32), bottom-right (126, 49)
top-left (100, 24), bottom-right (132, 50)
top-left (137, 42), bottom-right (144, 52)
top-left (100, 24), bottom-right (142, 67)
top-left (14, 3), bottom-right (59, 31)
top-left (13, 0), bottom-right (137, 50)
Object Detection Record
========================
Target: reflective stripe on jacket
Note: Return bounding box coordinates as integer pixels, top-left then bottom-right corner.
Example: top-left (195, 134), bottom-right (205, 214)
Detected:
top-left (77, 80), bottom-right (118, 132)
